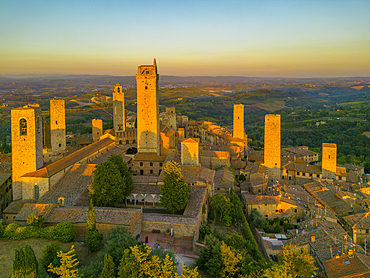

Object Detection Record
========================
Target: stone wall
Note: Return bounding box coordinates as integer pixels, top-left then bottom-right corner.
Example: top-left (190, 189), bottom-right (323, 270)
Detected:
top-left (233, 104), bottom-right (244, 140)
top-left (50, 100), bottom-right (66, 156)
top-left (181, 138), bottom-right (199, 165)
top-left (264, 114), bottom-right (281, 181)
top-left (136, 61), bottom-right (160, 155)
top-left (113, 83), bottom-right (125, 133)
top-left (322, 143), bottom-right (337, 179)
top-left (11, 105), bottom-right (43, 200)
top-left (92, 119), bottom-right (103, 142)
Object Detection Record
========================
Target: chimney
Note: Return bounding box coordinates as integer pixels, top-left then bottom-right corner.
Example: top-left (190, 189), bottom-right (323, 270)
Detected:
top-left (311, 236), bottom-right (315, 243)
top-left (348, 249), bottom-right (354, 258)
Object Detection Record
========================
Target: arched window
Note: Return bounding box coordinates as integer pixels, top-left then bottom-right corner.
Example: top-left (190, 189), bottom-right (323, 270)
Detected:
top-left (117, 87), bottom-right (120, 93)
top-left (126, 140), bottom-right (129, 144)
top-left (20, 119), bottom-right (27, 135)
top-left (34, 185), bottom-right (39, 200)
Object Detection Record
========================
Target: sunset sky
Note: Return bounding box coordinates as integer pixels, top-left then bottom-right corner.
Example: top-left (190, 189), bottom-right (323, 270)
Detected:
top-left (1, 0), bottom-right (369, 77)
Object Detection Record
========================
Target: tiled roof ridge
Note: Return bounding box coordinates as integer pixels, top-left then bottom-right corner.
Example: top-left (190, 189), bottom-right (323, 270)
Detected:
top-left (354, 212), bottom-right (370, 228)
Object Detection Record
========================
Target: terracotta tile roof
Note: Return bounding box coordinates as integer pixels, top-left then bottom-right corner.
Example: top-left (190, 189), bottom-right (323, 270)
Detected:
top-left (283, 147), bottom-right (318, 157)
top-left (15, 203), bottom-right (55, 221)
top-left (201, 150), bottom-right (230, 159)
top-left (283, 161), bottom-right (321, 174)
top-left (45, 206), bottom-right (141, 225)
top-left (243, 194), bottom-right (279, 205)
top-left (343, 212), bottom-right (370, 229)
top-left (214, 167), bottom-right (234, 189)
top-left (181, 138), bottom-right (199, 144)
top-left (323, 253), bottom-right (370, 278)
top-left (132, 175), bottom-right (158, 184)
top-left (22, 137), bottom-right (115, 178)
top-left (3, 199), bottom-right (37, 214)
top-left (134, 153), bottom-right (166, 162)
top-left (161, 126), bottom-right (176, 137)
top-left (37, 163), bottom-right (95, 206)
top-left (0, 172), bottom-right (11, 185)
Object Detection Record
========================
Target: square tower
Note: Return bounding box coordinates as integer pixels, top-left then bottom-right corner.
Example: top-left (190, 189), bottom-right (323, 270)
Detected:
top-left (136, 59), bottom-right (160, 155)
top-left (44, 121), bottom-right (51, 146)
top-left (50, 99), bottom-right (66, 156)
top-left (113, 83), bottom-right (125, 133)
top-left (165, 107), bottom-right (177, 130)
top-left (233, 104), bottom-right (244, 140)
top-left (11, 104), bottom-right (43, 200)
top-left (264, 114), bottom-right (281, 181)
top-left (92, 119), bottom-right (103, 142)
top-left (322, 143), bottom-right (337, 179)
top-left (181, 138), bottom-right (199, 165)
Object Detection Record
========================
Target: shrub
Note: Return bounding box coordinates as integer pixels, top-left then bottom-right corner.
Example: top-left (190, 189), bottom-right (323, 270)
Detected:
top-left (39, 226), bottom-right (56, 239)
top-left (0, 220), bottom-right (5, 238)
top-left (208, 210), bottom-right (215, 221)
top-left (54, 222), bottom-right (76, 242)
top-left (42, 243), bottom-right (61, 278)
top-left (12, 226), bottom-right (29, 240)
top-left (27, 214), bottom-right (45, 228)
top-left (86, 230), bottom-right (103, 252)
top-left (3, 223), bottom-right (19, 239)
top-left (199, 224), bottom-right (212, 242)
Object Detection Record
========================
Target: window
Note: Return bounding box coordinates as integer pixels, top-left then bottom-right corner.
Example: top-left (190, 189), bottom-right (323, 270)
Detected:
top-left (160, 163), bottom-right (163, 167)
top-left (37, 117), bottom-right (40, 133)
top-left (150, 170), bottom-right (153, 174)
top-left (119, 140), bottom-right (122, 145)
top-left (59, 143), bottom-right (61, 148)
top-left (133, 140), bottom-right (136, 143)
top-left (20, 119), bottom-right (27, 135)
top-left (117, 87), bottom-right (120, 93)
top-left (150, 162), bottom-right (153, 166)
top-left (126, 140), bottom-right (129, 144)
top-left (34, 185), bottom-right (39, 200)
top-left (297, 172), bottom-right (299, 175)
top-left (140, 162), bottom-right (143, 166)
top-left (145, 86), bottom-right (148, 90)
top-left (56, 121), bottom-right (58, 125)
top-left (140, 170), bottom-right (144, 175)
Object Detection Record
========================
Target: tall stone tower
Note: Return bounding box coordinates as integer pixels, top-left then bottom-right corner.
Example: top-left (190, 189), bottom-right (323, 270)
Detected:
top-left (181, 138), bottom-right (199, 165)
top-left (50, 99), bottom-right (66, 158)
top-left (113, 83), bottom-right (125, 133)
top-left (92, 119), bottom-right (103, 142)
top-left (264, 114), bottom-right (281, 181)
top-left (322, 143), bottom-right (337, 179)
top-left (233, 104), bottom-right (244, 140)
top-left (11, 104), bottom-right (43, 200)
top-left (136, 59), bottom-right (160, 155)
top-left (44, 121), bottom-right (51, 146)
top-left (166, 107), bottom-right (177, 130)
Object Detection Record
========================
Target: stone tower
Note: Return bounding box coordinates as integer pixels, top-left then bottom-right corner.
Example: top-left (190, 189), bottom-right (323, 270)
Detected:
top-left (166, 107), bottom-right (177, 130)
top-left (92, 119), bottom-right (103, 142)
top-left (233, 104), bottom-right (244, 140)
top-left (50, 99), bottom-right (66, 157)
top-left (11, 104), bottom-right (43, 200)
top-left (44, 121), bottom-right (51, 146)
top-left (181, 138), bottom-right (199, 165)
top-left (113, 83), bottom-right (125, 133)
top-left (136, 59), bottom-right (160, 155)
top-left (264, 114), bottom-right (281, 181)
top-left (322, 143), bottom-right (337, 179)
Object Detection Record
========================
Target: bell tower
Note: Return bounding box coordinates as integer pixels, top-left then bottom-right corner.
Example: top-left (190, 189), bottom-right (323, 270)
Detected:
top-left (113, 83), bottom-right (125, 133)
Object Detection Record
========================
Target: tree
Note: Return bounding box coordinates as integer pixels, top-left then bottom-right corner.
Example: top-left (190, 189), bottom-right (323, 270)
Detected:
top-left (89, 155), bottom-right (133, 207)
top-left (41, 243), bottom-right (61, 278)
top-left (219, 242), bottom-right (242, 278)
top-left (181, 263), bottom-right (201, 278)
top-left (117, 245), bottom-right (179, 278)
top-left (100, 254), bottom-right (115, 278)
top-left (11, 244), bottom-right (39, 278)
top-left (239, 173), bottom-right (246, 182)
top-left (87, 199), bottom-right (96, 232)
top-left (48, 246), bottom-right (81, 278)
top-left (27, 215), bottom-right (44, 228)
top-left (86, 199), bottom-right (103, 252)
top-left (279, 244), bottom-right (317, 278)
top-left (160, 161), bottom-right (190, 213)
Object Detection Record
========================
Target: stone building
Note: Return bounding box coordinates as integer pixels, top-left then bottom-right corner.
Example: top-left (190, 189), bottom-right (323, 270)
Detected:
top-left (113, 83), bottom-right (125, 133)
top-left (322, 143), bottom-right (337, 180)
top-left (159, 125), bottom-right (177, 156)
top-left (130, 153), bottom-right (166, 176)
top-left (50, 99), bottom-right (66, 161)
top-left (136, 59), bottom-right (160, 155)
top-left (282, 146), bottom-right (319, 163)
top-left (264, 114), bottom-right (281, 182)
top-left (0, 173), bottom-right (12, 218)
top-left (92, 119), bottom-right (103, 142)
top-left (165, 107), bottom-right (176, 130)
top-left (233, 104), bottom-right (244, 140)
top-left (11, 104), bottom-right (43, 201)
top-left (181, 138), bottom-right (199, 165)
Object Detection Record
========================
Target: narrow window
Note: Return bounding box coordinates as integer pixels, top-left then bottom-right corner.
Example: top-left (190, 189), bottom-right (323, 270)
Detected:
top-left (117, 87), bottom-right (120, 93)
top-left (56, 121), bottom-right (58, 125)
top-left (34, 185), bottom-right (39, 200)
top-left (145, 86), bottom-right (148, 90)
top-left (20, 119), bottom-right (27, 135)
top-left (59, 143), bottom-right (61, 147)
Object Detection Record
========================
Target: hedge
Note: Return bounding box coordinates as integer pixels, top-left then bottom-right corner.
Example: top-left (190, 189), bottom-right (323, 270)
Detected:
top-left (0, 222), bottom-right (76, 242)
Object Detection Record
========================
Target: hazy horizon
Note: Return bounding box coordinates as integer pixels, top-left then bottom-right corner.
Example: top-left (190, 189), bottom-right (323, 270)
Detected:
top-left (1, 0), bottom-right (369, 77)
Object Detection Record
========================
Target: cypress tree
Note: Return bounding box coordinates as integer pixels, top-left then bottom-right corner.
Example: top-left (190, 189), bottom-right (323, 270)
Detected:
top-left (87, 199), bottom-right (96, 231)
top-left (160, 160), bottom-right (190, 213)
top-left (100, 254), bottom-right (115, 278)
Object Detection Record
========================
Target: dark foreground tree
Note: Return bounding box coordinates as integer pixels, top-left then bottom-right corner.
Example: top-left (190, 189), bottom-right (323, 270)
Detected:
top-left (160, 160), bottom-right (190, 213)
top-left (100, 254), bottom-right (115, 278)
top-left (12, 244), bottom-right (39, 278)
top-left (89, 155), bottom-right (133, 207)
